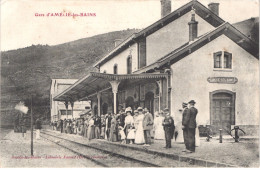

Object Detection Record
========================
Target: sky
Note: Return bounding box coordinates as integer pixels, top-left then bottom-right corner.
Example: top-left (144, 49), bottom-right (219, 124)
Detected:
top-left (1, 0), bottom-right (259, 51)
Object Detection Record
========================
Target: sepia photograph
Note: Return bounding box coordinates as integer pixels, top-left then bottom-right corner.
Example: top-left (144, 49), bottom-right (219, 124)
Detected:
top-left (0, 0), bottom-right (259, 168)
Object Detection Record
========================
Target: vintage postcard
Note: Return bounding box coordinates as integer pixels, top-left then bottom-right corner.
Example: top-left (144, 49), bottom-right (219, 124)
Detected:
top-left (0, 0), bottom-right (259, 168)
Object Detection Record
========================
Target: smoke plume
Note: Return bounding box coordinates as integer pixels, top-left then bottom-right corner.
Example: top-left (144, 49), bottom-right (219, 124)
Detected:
top-left (15, 101), bottom-right (28, 114)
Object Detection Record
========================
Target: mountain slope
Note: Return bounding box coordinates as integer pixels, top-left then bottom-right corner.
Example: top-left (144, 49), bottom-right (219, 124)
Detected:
top-left (0, 28), bottom-right (139, 126)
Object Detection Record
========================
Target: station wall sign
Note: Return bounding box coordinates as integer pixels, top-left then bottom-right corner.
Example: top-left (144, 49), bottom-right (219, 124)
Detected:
top-left (207, 77), bottom-right (238, 84)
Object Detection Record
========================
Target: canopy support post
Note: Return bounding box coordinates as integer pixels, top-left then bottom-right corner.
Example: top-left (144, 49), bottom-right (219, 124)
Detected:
top-left (70, 101), bottom-right (74, 118)
top-left (156, 80), bottom-right (162, 112)
top-left (64, 101), bottom-right (69, 119)
top-left (109, 81), bottom-right (120, 114)
top-left (97, 92), bottom-right (101, 116)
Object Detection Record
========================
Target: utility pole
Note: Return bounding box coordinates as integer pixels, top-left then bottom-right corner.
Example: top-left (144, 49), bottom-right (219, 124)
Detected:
top-left (31, 95), bottom-right (33, 156)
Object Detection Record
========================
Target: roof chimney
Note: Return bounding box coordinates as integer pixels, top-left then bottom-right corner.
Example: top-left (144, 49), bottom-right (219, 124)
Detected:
top-left (114, 39), bottom-right (122, 47)
top-left (188, 13), bottom-right (198, 41)
top-left (208, 3), bottom-right (219, 16)
top-left (160, 0), bottom-right (171, 18)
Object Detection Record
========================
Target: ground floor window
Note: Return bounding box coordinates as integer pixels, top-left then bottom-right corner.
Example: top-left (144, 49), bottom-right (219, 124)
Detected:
top-left (60, 110), bottom-right (72, 115)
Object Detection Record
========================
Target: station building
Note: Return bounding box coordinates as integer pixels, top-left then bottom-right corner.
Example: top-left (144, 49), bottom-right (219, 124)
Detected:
top-left (50, 79), bottom-right (90, 121)
top-left (53, 0), bottom-right (259, 135)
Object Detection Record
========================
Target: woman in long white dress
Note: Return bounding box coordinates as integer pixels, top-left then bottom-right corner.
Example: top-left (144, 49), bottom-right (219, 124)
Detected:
top-left (87, 116), bottom-right (95, 140)
top-left (195, 120), bottom-right (200, 147)
top-left (174, 109), bottom-right (184, 143)
top-left (124, 108), bottom-right (134, 144)
top-left (154, 111), bottom-right (165, 140)
top-left (134, 111), bottom-right (145, 144)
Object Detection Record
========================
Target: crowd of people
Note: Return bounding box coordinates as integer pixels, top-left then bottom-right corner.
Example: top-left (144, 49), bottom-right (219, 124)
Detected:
top-left (51, 100), bottom-right (198, 153)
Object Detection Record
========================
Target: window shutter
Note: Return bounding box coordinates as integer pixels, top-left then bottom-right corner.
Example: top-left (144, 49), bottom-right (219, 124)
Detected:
top-left (228, 54), bottom-right (232, 69)
top-left (214, 51), bottom-right (222, 68)
top-left (214, 55), bottom-right (217, 68)
top-left (224, 52), bottom-right (232, 69)
top-left (138, 38), bottom-right (146, 68)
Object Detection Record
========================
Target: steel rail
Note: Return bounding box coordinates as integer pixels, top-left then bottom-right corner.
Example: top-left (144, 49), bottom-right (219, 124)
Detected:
top-left (40, 134), bottom-right (108, 167)
top-left (41, 131), bottom-right (161, 167)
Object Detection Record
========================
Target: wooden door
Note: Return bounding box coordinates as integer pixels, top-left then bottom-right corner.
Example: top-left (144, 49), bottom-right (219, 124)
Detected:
top-left (211, 92), bottom-right (234, 134)
top-left (145, 92), bottom-right (154, 116)
top-left (125, 96), bottom-right (134, 111)
top-left (102, 103), bottom-right (108, 115)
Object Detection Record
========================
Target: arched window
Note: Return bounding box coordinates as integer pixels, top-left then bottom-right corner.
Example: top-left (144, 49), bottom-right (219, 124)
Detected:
top-left (113, 64), bottom-right (118, 74)
top-left (127, 55), bottom-right (132, 74)
top-left (103, 70), bottom-right (107, 73)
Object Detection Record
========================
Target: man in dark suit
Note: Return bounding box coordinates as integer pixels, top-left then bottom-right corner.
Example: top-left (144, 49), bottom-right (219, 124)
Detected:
top-left (182, 100), bottom-right (198, 153)
top-left (181, 102), bottom-right (189, 152)
top-left (117, 110), bottom-right (126, 127)
top-left (60, 119), bottom-right (63, 133)
top-left (162, 108), bottom-right (175, 148)
top-left (63, 119), bottom-right (67, 133)
top-left (94, 114), bottom-right (101, 139)
top-left (117, 109), bottom-right (126, 141)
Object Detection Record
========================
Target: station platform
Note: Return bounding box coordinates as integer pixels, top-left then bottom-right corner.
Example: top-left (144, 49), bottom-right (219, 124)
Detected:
top-left (44, 129), bottom-right (259, 167)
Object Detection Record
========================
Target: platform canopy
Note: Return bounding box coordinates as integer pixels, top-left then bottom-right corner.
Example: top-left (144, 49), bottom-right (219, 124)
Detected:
top-left (53, 72), bottom-right (168, 102)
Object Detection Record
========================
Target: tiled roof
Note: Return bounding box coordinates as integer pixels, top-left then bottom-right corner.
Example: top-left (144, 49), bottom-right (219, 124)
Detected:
top-left (134, 22), bottom-right (259, 74)
top-left (94, 0), bottom-right (225, 68)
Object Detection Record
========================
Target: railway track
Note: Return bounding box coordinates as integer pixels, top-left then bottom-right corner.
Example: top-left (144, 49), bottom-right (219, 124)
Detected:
top-left (40, 134), bottom-right (108, 167)
top-left (41, 130), bottom-right (197, 167)
top-left (41, 131), bottom-right (162, 167)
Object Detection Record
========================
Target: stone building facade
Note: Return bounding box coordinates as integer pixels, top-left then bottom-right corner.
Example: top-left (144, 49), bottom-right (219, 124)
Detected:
top-left (53, 0), bottom-right (259, 135)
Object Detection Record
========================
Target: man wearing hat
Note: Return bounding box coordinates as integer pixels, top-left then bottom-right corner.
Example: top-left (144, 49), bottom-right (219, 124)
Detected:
top-left (181, 102), bottom-right (189, 152)
top-left (60, 119), bottom-right (63, 133)
top-left (117, 108), bottom-right (126, 140)
top-left (183, 100), bottom-right (198, 153)
top-left (117, 108), bottom-right (126, 127)
top-left (162, 108), bottom-right (175, 148)
top-left (94, 113), bottom-right (101, 139)
top-left (105, 113), bottom-right (112, 140)
top-left (142, 108), bottom-right (153, 146)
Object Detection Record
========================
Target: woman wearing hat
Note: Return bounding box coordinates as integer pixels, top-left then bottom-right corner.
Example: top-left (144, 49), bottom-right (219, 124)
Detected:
top-left (84, 116), bottom-right (89, 138)
top-left (134, 107), bottom-right (145, 145)
top-left (124, 107), bottom-right (134, 144)
top-left (154, 111), bottom-right (165, 140)
top-left (87, 115), bottom-right (95, 140)
top-left (175, 103), bottom-right (188, 143)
